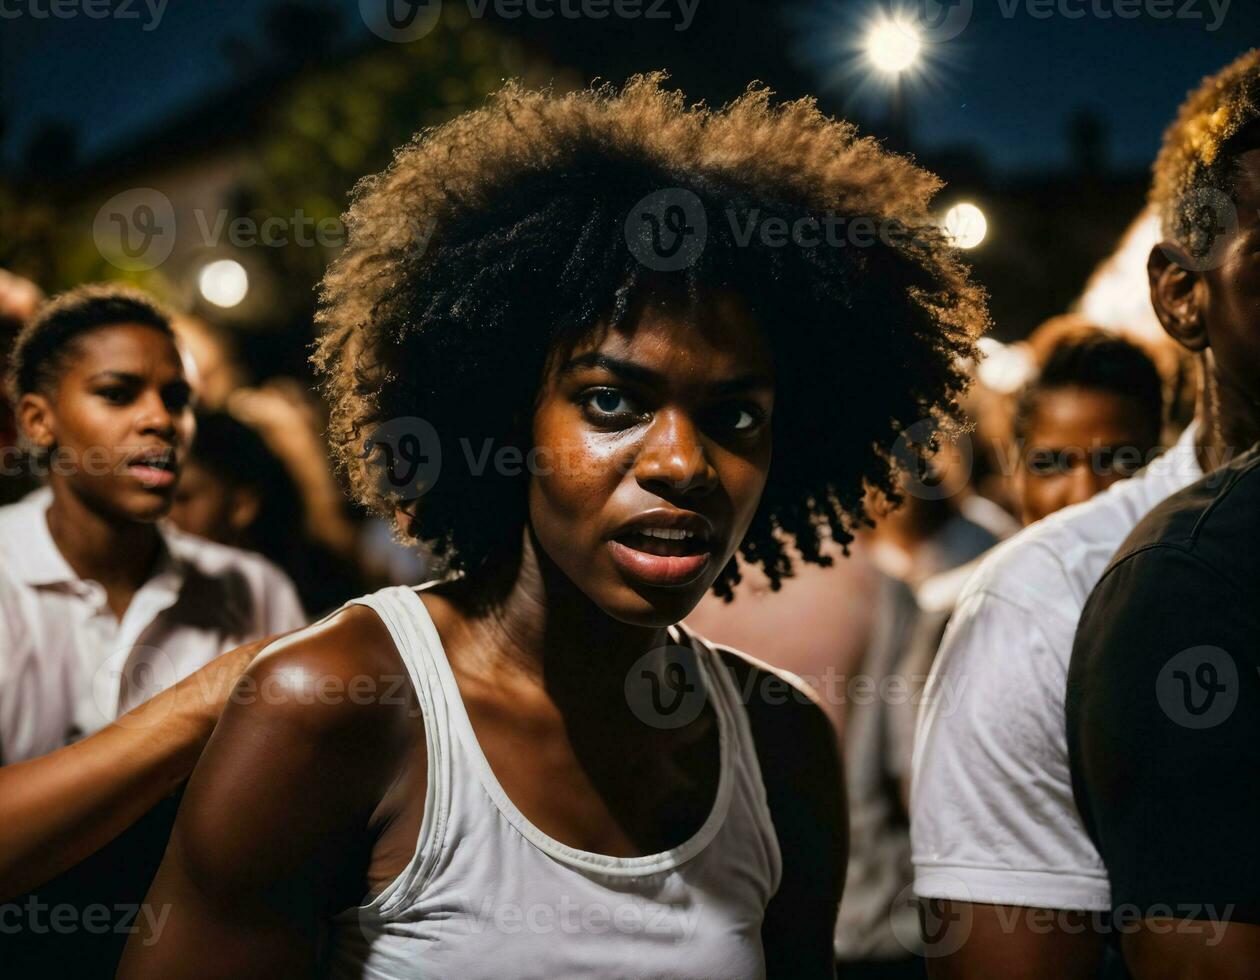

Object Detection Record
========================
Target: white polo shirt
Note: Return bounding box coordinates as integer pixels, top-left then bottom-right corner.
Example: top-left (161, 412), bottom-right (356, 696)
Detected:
top-left (910, 422), bottom-right (1202, 911)
top-left (0, 487), bottom-right (307, 764)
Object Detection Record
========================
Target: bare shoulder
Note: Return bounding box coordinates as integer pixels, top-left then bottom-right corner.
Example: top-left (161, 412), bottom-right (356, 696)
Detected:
top-left (228, 601), bottom-right (418, 742)
top-left (693, 630), bottom-right (836, 748)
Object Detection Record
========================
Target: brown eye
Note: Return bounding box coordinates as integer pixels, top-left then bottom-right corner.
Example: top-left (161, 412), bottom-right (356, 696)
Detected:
top-left (708, 402), bottom-right (766, 434)
top-left (97, 386), bottom-right (131, 405)
top-left (581, 387), bottom-right (640, 422)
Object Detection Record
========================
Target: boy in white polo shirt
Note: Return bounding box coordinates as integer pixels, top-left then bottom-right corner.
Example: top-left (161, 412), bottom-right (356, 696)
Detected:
top-left (911, 48), bottom-right (1260, 978)
top-left (0, 283), bottom-right (305, 765)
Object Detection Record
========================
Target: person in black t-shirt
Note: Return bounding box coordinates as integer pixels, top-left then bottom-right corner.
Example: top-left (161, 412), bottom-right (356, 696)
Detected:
top-left (1066, 49), bottom-right (1260, 979)
top-left (1067, 446), bottom-right (1260, 977)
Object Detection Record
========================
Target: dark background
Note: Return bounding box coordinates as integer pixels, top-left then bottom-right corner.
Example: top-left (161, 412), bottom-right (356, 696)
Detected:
top-left (2, 0), bottom-right (1258, 372)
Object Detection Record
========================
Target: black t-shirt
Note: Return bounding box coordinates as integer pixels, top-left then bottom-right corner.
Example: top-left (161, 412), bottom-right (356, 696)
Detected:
top-left (1066, 443), bottom-right (1260, 931)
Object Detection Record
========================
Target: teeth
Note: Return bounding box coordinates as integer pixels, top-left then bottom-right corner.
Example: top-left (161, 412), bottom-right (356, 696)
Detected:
top-left (639, 527), bottom-right (695, 540)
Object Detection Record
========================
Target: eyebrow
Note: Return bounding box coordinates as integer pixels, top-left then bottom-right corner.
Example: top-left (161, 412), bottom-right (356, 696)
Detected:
top-left (86, 370), bottom-right (190, 390)
top-left (86, 371), bottom-right (143, 384)
top-left (559, 353), bottom-right (772, 395)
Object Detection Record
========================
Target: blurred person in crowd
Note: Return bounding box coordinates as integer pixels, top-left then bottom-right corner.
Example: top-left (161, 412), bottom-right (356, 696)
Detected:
top-left (689, 536), bottom-right (924, 979)
top-left (0, 267), bottom-right (45, 505)
top-left (1066, 53), bottom-right (1260, 979)
top-left (1012, 325), bottom-right (1164, 526)
top-left (169, 409), bottom-right (367, 615)
top-left (863, 443), bottom-right (1019, 594)
top-left (906, 323), bottom-right (1166, 712)
top-left (119, 75), bottom-right (986, 978)
top-left (170, 313), bottom-right (247, 411)
top-left (911, 49), bottom-right (1259, 980)
top-left (0, 283), bottom-right (307, 976)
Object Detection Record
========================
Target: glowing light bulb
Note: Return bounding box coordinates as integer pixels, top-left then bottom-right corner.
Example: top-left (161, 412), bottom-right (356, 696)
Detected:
top-left (198, 259), bottom-right (249, 308)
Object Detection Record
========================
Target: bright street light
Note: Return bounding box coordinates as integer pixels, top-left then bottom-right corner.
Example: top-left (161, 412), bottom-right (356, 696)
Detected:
top-left (865, 18), bottom-right (922, 74)
top-left (942, 202), bottom-right (988, 249)
top-left (198, 259), bottom-right (249, 308)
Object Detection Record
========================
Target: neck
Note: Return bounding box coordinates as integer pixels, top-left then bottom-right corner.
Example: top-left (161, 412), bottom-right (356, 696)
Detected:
top-left (44, 479), bottom-right (161, 595)
top-left (1195, 350), bottom-right (1260, 474)
top-left (449, 528), bottom-right (671, 712)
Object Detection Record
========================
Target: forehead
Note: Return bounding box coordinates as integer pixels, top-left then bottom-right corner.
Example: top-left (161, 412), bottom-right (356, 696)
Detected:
top-left (1027, 387), bottom-right (1150, 440)
top-left (572, 292), bottom-right (773, 379)
top-left (63, 322), bottom-right (184, 376)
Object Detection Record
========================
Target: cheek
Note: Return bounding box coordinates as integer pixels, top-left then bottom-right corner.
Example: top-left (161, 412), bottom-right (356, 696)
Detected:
top-left (725, 450), bottom-right (770, 528)
top-left (527, 411), bottom-right (626, 554)
top-left (54, 401), bottom-right (118, 455)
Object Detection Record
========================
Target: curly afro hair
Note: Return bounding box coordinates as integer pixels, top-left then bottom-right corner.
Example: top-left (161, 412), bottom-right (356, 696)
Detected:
top-left (313, 73), bottom-right (988, 600)
top-left (1151, 48), bottom-right (1260, 262)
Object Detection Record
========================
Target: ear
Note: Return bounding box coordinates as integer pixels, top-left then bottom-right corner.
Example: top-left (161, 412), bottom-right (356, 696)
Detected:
top-left (228, 487), bottom-right (261, 532)
top-left (1148, 243), bottom-right (1209, 352)
top-left (16, 392), bottom-right (56, 449)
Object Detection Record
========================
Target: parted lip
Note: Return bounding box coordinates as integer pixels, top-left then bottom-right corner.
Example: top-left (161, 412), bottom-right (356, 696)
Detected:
top-left (125, 446), bottom-right (178, 470)
top-left (610, 508), bottom-right (716, 544)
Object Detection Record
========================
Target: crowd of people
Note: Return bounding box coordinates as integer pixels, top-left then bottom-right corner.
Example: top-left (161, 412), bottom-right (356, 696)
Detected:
top-left (0, 48), bottom-right (1256, 980)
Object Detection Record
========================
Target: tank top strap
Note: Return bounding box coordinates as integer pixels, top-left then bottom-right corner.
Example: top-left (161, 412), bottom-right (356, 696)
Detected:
top-left (344, 584), bottom-right (456, 912)
top-left (670, 622), bottom-right (784, 897)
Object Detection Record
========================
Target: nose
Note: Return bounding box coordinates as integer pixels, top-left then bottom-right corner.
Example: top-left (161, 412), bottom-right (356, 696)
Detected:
top-left (633, 408), bottom-right (718, 498)
top-left (1061, 459), bottom-right (1109, 510)
top-left (135, 388), bottom-right (177, 439)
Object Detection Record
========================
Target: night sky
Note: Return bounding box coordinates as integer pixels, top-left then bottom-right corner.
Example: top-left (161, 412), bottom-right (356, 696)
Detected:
top-left (1, 0), bottom-right (1258, 176)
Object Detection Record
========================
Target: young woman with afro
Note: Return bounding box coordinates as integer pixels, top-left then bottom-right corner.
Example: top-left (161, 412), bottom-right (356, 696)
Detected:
top-left (120, 74), bottom-right (987, 979)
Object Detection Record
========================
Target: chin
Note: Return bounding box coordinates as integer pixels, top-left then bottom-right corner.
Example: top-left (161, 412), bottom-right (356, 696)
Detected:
top-left (118, 488), bottom-right (176, 523)
top-left (600, 579), bottom-right (711, 629)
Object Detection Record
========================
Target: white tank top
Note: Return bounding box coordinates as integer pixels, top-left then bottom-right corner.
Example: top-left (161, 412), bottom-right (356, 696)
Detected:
top-left (326, 584), bottom-right (782, 980)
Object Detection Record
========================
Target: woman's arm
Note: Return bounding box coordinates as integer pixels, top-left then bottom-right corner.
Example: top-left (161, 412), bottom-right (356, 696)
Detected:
top-left (0, 634), bottom-right (281, 901)
top-left (117, 606), bottom-right (417, 979)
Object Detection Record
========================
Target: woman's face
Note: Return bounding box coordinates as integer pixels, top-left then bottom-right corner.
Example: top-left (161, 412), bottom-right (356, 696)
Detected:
top-left (528, 293), bottom-right (774, 627)
top-left (21, 323), bottom-right (195, 522)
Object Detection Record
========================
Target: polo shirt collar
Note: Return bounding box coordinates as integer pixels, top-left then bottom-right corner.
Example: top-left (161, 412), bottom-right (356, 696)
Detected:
top-left (6, 486), bottom-right (187, 602)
